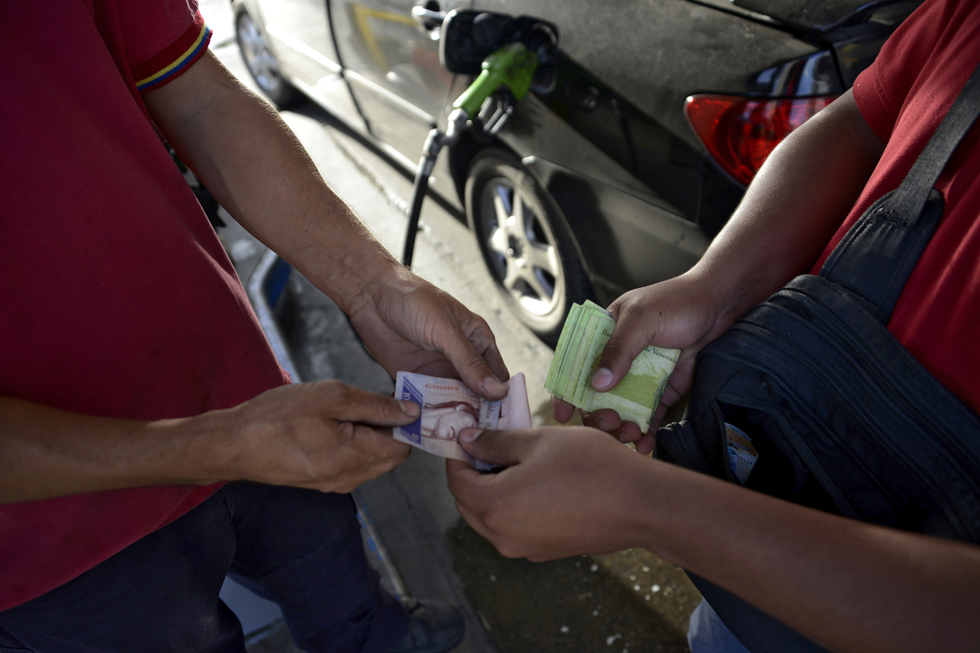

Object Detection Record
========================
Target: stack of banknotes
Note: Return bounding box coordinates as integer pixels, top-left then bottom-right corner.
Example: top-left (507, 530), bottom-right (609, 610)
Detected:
top-left (545, 300), bottom-right (680, 432)
top-left (394, 371), bottom-right (531, 469)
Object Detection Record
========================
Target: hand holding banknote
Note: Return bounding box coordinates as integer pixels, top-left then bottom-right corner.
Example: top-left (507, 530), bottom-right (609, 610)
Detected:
top-left (345, 267), bottom-right (510, 400)
top-left (553, 276), bottom-right (729, 453)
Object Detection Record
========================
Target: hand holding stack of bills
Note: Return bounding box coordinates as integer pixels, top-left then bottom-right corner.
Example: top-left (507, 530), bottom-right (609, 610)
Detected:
top-left (394, 371), bottom-right (531, 470)
top-left (545, 301), bottom-right (680, 432)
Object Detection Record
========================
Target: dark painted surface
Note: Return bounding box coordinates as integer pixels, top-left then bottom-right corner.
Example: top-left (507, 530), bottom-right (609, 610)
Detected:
top-left (734, 0), bottom-right (919, 31)
top-left (472, 0), bottom-right (820, 151)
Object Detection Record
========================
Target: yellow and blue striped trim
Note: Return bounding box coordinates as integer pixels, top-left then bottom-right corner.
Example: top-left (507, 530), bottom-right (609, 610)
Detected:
top-left (134, 17), bottom-right (212, 92)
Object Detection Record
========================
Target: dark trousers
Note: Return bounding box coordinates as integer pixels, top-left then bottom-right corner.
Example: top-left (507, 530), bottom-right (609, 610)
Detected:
top-left (0, 482), bottom-right (408, 652)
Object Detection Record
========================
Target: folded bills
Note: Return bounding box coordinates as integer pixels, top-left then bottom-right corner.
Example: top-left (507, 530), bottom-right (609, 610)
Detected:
top-left (394, 371), bottom-right (532, 470)
top-left (545, 300), bottom-right (679, 432)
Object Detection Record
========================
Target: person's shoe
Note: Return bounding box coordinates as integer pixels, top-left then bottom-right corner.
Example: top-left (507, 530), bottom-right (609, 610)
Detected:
top-left (385, 598), bottom-right (465, 653)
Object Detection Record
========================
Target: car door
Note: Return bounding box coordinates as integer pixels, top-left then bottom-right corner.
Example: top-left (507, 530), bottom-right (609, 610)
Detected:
top-left (328, 0), bottom-right (470, 162)
top-left (254, 0), bottom-right (365, 128)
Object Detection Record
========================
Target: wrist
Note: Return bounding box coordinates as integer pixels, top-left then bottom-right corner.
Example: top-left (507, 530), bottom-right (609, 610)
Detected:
top-left (340, 258), bottom-right (420, 325)
top-left (600, 453), bottom-right (680, 557)
top-left (140, 408), bottom-right (238, 486)
top-left (327, 240), bottom-right (405, 317)
top-left (674, 266), bottom-right (748, 341)
top-left (686, 255), bottom-right (782, 339)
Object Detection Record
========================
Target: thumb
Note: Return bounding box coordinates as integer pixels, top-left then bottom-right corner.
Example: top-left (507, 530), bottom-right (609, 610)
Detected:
top-left (457, 428), bottom-right (534, 467)
top-left (438, 321), bottom-right (510, 401)
top-left (591, 313), bottom-right (654, 392)
top-left (322, 383), bottom-right (420, 426)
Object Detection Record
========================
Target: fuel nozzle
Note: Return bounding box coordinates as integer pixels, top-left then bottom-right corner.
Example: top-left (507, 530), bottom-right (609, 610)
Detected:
top-left (439, 9), bottom-right (558, 86)
top-left (452, 42), bottom-right (539, 117)
top-left (440, 10), bottom-right (559, 138)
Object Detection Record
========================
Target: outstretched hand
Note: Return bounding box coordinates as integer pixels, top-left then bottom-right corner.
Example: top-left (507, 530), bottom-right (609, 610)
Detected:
top-left (446, 426), bottom-right (654, 561)
top-left (553, 274), bottom-right (730, 453)
top-left (229, 380), bottom-right (416, 494)
top-left (347, 267), bottom-right (510, 400)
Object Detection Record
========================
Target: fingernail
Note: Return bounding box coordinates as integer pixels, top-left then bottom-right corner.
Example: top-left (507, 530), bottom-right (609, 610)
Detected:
top-left (482, 376), bottom-right (507, 396)
top-left (459, 428), bottom-right (482, 442)
top-left (400, 401), bottom-right (420, 418)
top-left (598, 418), bottom-right (614, 431)
top-left (592, 367), bottom-right (614, 390)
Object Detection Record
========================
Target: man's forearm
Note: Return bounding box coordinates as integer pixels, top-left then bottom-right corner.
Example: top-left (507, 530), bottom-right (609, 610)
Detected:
top-left (143, 52), bottom-right (398, 316)
top-left (0, 397), bottom-right (227, 502)
top-left (690, 89), bottom-right (886, 327)
top-left (635, 460), bottom-right (980, 652)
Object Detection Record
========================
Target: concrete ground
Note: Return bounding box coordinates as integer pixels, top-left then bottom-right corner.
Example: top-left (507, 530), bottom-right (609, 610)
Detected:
top-left (198, 1), bottom-right (702, 650)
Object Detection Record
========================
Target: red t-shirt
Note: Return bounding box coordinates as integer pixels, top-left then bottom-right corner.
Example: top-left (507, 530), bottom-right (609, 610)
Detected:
top-left (812, 0), bottom-right (980, 413)
top-left (0, 0), bottom-right (289, 611)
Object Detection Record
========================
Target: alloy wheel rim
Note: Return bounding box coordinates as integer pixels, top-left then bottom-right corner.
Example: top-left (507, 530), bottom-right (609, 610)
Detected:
top-left (479, 177), bottom-right (563, 318)
top-left (237, 14), bottom-right (282, 94)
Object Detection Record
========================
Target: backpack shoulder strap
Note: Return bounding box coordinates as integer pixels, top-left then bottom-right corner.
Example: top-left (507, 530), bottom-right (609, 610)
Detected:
top-left (819, 61), bottom-right (980, 322)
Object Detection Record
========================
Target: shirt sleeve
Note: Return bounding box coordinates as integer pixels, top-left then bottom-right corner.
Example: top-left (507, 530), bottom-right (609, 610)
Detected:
top-left (117, 0), bottom-right (212, 93)
top-left (852, 0), bottom-right (954, 143)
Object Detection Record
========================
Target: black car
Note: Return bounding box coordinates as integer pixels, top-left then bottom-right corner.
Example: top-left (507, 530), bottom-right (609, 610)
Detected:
top-left (233, 0), bottom-right (920, 343)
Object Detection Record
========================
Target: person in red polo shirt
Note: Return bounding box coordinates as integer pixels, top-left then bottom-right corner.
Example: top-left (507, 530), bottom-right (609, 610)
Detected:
top-left (448, 0), bottom-right (980, 651)
top-left (0, 1), bottom-right (509, 651)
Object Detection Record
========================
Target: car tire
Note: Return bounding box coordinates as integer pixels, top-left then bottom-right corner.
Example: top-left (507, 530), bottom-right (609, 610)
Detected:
top-left (465, 148), bottom-right (591, 346)
top-left (234, 6), bottom-right (302, 109)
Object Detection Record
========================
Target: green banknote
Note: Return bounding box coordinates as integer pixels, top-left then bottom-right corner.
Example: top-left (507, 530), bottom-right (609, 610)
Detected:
top-left (546, 302), bottom-right (580, 391)
top-left (562, 311), bottom-right (603, 401)
top-left (546, 301), bottom-right (680, 432)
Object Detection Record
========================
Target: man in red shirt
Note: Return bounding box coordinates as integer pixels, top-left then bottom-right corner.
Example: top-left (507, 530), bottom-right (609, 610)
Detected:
top-left (0, 1), bottom-right (508, 651)
top-left (448, 0), bottom-right (980, 651)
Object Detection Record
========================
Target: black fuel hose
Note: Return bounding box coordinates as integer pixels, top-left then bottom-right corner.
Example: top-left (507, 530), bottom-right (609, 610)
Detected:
top-left (401, 151), bottom-right (438, 268)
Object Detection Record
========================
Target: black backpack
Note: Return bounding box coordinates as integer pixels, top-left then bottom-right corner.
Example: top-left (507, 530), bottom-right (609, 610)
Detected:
top-left (655, 63), bottom-right (980, 652)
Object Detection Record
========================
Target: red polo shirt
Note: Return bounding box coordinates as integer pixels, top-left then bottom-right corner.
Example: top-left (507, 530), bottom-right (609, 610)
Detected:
top-left (813, 0), bottom-right (980, 413)
top-left (0, 0), bottom-right (288, 610)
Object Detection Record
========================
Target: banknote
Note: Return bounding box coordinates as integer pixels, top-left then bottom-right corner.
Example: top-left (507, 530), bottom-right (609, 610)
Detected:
top-left (725, 423), bottom-right (758, 486)
top-left (393, 371), bottom-right (532, 470)
top-left (545, 301), bottom-right (679, 432)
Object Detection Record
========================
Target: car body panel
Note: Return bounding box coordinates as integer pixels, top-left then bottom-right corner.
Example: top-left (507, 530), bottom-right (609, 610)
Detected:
top-left (495, 91), bottom-right (708, 302)
top-left (473, 0), bottom-right (822, 151)
top-left (523, 155), bottom-right (710, 305)
top-left (329, 0), bottom-right (469, 161)
top-left (252, 0), bottom-right (367, 128)
top-left (734, 0), bottom-right (916, 31)
top-left (466, 0), bottom-right (823, 296)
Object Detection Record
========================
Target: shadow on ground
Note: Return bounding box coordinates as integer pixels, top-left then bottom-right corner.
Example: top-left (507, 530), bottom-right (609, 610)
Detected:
top-left (449, 520), bottom-right (699, 653)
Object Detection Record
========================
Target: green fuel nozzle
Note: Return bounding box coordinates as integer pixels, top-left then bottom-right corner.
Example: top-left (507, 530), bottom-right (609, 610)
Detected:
top-left (452, 43), bottom-right (539, 117)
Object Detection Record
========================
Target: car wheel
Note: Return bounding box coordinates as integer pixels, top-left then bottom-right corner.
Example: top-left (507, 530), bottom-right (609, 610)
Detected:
top-left (465, 148), bottom-right (591, 346)
top-left (235, 7), bottom-right (302, 109)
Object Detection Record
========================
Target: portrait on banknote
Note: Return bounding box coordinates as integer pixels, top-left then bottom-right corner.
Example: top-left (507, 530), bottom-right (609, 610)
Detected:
top-left (419, 400), bottom-right (479, 441)
top-left (393, 372), bottom-right (531, 469)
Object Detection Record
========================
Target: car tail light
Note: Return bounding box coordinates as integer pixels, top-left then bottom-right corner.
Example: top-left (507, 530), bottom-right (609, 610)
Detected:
top-left (685, 94), bottom-right (837, 187)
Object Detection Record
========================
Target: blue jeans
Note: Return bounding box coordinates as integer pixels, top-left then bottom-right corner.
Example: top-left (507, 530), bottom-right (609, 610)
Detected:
top-left (688, 599), bottom-right (752, 653)
top-left (0, 482), bottom-right (408, 652)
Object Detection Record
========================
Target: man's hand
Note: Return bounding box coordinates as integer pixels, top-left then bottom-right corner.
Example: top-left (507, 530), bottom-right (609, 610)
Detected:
top-left (225, 380), bottom-right (416, 494)
top-left (347, 266), bottom-right (509, 400)
top-left (446, 426), bottom-right (650, 560)
top-left (554, 90), bottom-right (885, 448)
top-left (552, 273), bottom-right (727, 452)
top-left (0, 382), bottom-right (418, 503)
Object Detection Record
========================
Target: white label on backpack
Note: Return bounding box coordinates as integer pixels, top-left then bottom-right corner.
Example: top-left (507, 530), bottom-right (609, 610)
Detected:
top-left (726, 423), bottom-right (758, 485)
